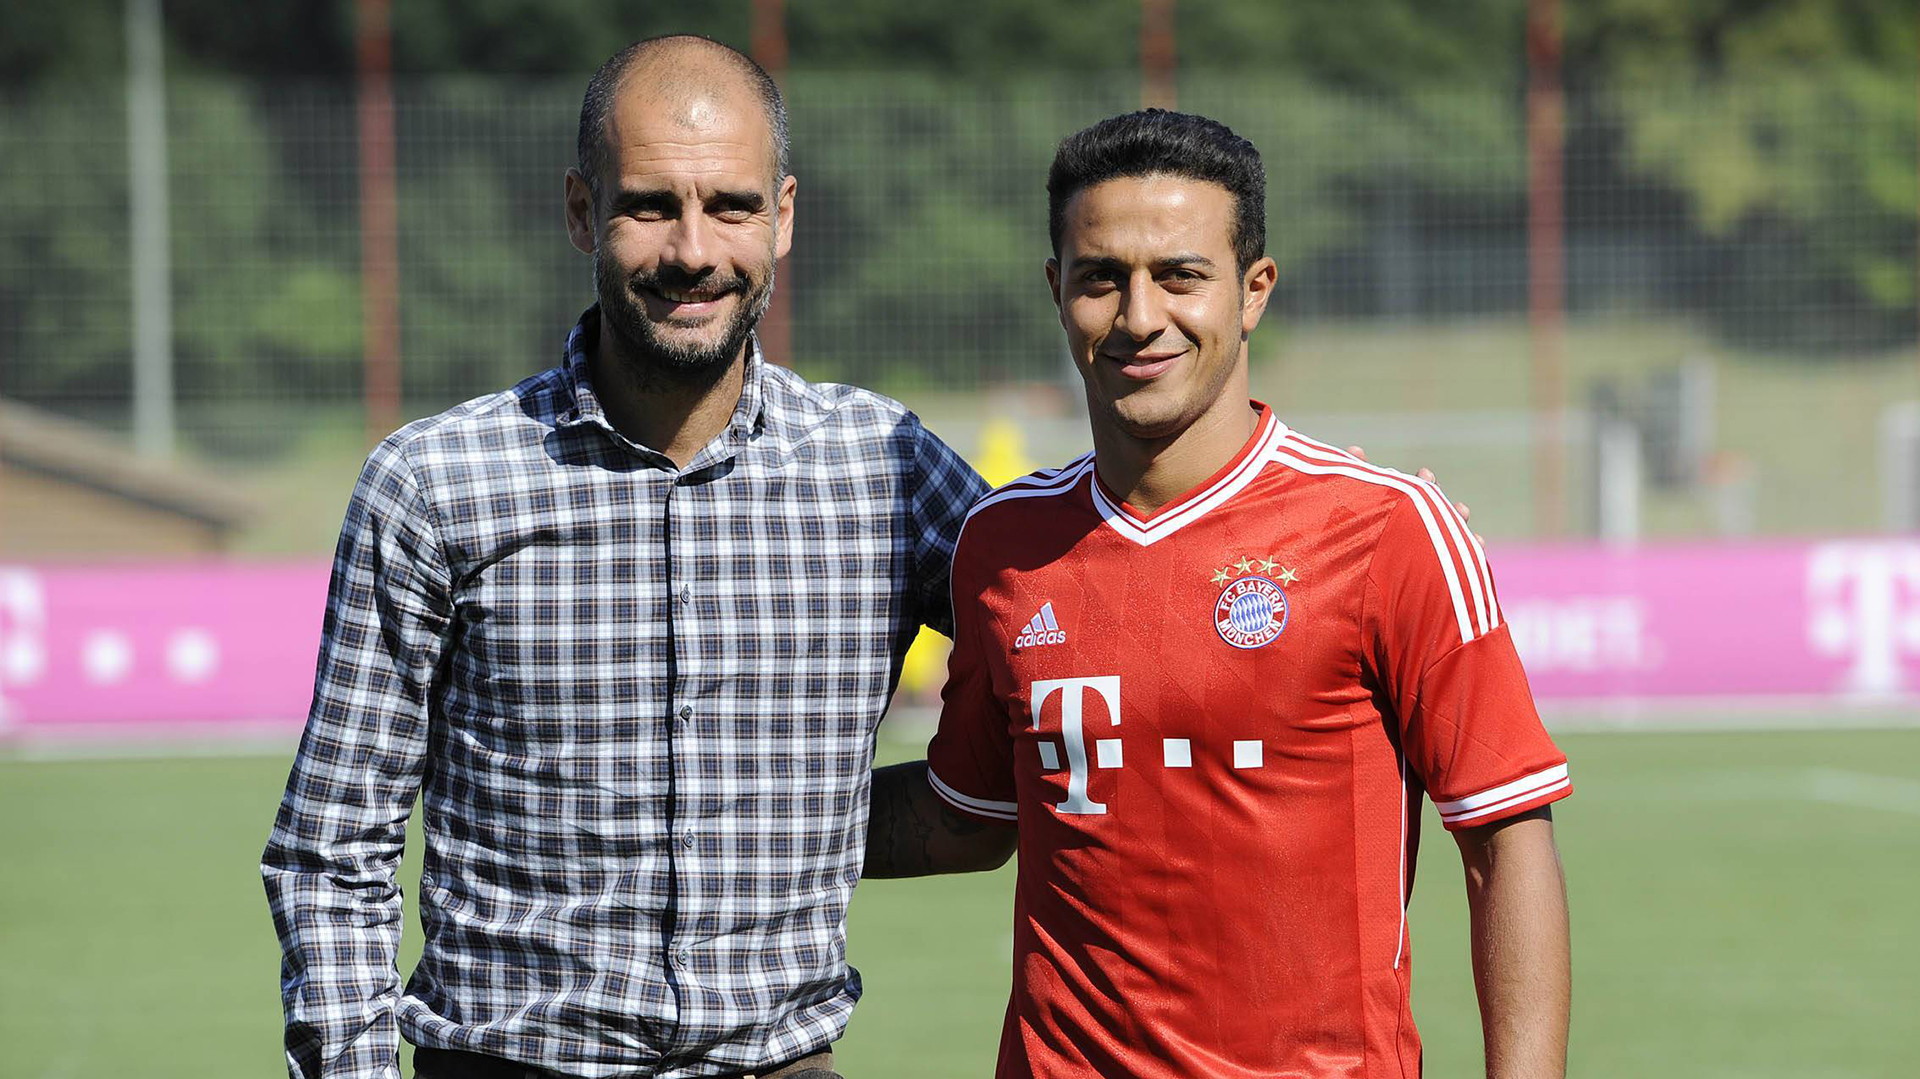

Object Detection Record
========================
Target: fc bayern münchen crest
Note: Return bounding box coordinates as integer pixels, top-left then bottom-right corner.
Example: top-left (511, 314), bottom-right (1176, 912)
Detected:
top-left (1215, 575), bottom-right (1288, 649)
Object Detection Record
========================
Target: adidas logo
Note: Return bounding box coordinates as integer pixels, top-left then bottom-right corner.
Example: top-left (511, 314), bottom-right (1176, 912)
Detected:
top-left (1014, 601), bottom-right (1067, 649)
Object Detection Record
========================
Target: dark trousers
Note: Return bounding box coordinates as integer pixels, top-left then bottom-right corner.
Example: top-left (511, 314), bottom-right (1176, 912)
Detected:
top-left (412, 1045), bottom-right (841, 1079)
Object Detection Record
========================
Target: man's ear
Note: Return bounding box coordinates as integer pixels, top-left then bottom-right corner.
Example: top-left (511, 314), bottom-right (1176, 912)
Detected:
top-left (1240, 255), bottom-right (1278, 335)
top-left (774, 173), bottom-right (798, 260)
top-left (564, 168), bottom-right (596, 256)
top-left (1045, 258), bottom-right (1063, 312)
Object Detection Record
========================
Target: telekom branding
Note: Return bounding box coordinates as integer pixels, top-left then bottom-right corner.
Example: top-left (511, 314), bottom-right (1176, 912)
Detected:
top-left (1806, 543), bottom-right (1920, 697)
top-left (1, 541), bottom-right (1917, 733)
top-left (0, 562), bottom-right (326, 731)
top-left (1494, 540), bottom-right (1920, 702)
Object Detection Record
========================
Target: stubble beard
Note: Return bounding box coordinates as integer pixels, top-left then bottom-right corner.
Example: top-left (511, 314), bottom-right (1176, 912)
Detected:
top-left (593, 246), bottom-right (776, 388)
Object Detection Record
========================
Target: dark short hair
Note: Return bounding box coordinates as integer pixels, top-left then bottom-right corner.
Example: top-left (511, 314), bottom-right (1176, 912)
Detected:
top-left (1047, 109), bottom-right (1267, 272)
top-left (576, 35), bottom-right (790, 198)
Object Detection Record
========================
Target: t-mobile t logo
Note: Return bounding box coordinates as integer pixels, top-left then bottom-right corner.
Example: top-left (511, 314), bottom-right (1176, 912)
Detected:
top-left (1807, 541), bottom-right (1920, 697)
top-left (1030, 676), bottom-right (1121, 815)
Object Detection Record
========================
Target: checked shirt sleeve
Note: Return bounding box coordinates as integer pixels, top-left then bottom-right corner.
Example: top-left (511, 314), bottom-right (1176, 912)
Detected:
top-left (906, 415), bottom-right (989, 638)
top-left (261, 437), bottom-right (453, 1079)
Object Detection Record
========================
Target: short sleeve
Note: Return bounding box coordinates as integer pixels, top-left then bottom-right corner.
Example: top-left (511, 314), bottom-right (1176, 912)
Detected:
top-left (924, 530), bottom-right (1019, 824)
top-left (907, 415), bottom-right (990, 638)
top-left (1364, 493), bottom-right (1569, 831)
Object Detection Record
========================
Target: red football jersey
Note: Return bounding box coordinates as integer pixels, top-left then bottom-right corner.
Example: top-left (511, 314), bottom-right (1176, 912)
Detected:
top-left (928, 403), bottom-right (1570, 1079)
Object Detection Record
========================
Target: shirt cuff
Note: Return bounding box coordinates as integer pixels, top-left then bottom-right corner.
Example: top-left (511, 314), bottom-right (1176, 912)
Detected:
top-left (1434, 763), bottom-right (1570, 830)
top-left (926, 767), bottom-right (1018, 823)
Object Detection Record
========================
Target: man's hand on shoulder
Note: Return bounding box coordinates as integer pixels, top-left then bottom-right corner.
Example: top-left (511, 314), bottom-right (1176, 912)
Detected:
top-left (1346, 444), bottom-right (1482, 546)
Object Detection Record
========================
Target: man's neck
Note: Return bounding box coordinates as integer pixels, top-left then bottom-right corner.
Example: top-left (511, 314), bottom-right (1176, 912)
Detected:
top-left (590, 321), bottom-right (748, 469)
top-left (1093, 387), bottom-right (1259, 518)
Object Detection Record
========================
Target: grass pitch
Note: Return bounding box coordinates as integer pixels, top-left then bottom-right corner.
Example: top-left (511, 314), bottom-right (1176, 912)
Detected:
top-left (2, 726), bottom-right (1916, 1078)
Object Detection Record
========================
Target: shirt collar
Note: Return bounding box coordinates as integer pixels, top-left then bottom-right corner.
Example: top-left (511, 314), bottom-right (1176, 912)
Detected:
top-left (555, 304), bottom-right (768, 458)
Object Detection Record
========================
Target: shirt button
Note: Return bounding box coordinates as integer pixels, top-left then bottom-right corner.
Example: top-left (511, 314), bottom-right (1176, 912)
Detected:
top-left (678, 705), bottom-right (692, 723)
top-left (682, 830), bottom-right (695, 848)
top-left (678, 585), bottom-right (692, 605)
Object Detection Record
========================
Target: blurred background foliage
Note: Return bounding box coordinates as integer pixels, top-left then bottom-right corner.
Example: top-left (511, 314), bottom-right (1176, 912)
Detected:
top-left (0, 0), bottom-right (1915, 447)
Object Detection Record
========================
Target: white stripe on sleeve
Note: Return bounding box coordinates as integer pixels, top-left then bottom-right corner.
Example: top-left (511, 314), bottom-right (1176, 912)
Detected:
top-left (1282, 432), bottom-right (1495, 637)
top-left (1268, 445), bottom-right (1478, 643)
top-left (1441, 778), bottom-right (1572, 825)
top-left (927, 768), bottom-right (1019, 821)
top-left (1434, 763), bottom-right (1570, 823)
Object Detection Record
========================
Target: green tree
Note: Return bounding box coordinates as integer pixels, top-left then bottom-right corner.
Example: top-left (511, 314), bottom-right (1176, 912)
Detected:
top-left (1573, 0), bottom-right (1919, 347)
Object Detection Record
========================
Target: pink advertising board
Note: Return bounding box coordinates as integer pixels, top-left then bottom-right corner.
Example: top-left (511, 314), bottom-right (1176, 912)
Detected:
top-left (1, 539), bottom-right (1916, 735)
top-left (0, 561), bottom-right (327, 734)
top-left (1493, 539), bottom-right (1920, 705)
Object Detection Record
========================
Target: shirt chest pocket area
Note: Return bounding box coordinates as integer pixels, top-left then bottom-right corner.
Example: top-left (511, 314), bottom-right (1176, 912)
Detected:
top-left (707, 493), bottom-right (904, 675)
top-left (449, 542), bottom-right (664, 725)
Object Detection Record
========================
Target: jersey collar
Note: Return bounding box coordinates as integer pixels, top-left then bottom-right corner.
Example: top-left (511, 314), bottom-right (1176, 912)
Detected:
top-left (1090, 402), bottom-right (1287, 547)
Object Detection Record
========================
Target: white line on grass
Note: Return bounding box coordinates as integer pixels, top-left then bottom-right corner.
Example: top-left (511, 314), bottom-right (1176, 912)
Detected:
top-left (1611, 766), bottom-right (1920, 817)
top-left (1798, 768), bottom-right (1920, 817)
top-left (1539, 699), bottom-right (1920, 734)
top-left (0, 734), bottom-right (297, 763)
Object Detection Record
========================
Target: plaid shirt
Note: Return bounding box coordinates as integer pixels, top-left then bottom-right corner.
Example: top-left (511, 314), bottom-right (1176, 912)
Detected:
top-left (262, 307), bottom-right (987, 1079)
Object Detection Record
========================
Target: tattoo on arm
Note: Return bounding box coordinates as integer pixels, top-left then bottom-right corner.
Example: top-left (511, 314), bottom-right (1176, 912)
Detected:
top-left (865, 760), bottom-right (1010, 879)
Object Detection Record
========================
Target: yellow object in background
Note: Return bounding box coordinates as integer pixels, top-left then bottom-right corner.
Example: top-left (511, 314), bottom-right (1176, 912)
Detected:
top-left (898, 627), bottom-right (950, 698)
top-left (974, 416), bottom-right (1036, 486)
top-left (897, 417), bottom-right (1038, 697)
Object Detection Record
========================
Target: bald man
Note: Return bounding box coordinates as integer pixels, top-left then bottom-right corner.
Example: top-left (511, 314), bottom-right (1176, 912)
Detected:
top-left (262, 36), bottom-right (987, 1079)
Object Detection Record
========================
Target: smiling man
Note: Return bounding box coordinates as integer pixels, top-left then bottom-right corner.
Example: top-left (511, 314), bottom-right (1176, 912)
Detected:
top-left (865, 110), bottom-right (1573, 1078)
top-left (262, 36), bottom-right (986, 1079)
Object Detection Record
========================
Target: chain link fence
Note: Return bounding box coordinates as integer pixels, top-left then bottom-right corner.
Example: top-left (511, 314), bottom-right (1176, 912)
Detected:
top-left (3, 69), bottom-right (1917, 543)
